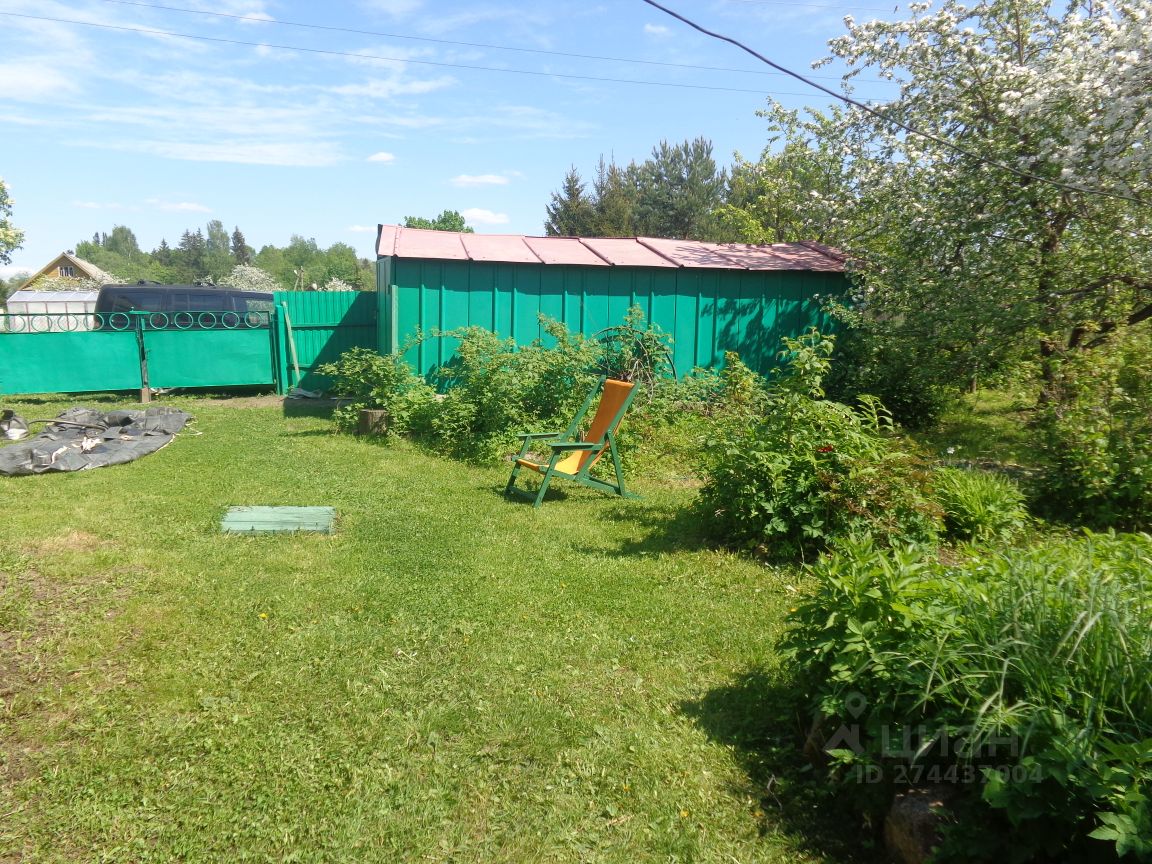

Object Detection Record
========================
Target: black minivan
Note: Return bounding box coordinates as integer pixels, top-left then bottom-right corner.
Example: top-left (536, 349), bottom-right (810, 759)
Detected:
top-left (94, 284), bottom-right (274, 329)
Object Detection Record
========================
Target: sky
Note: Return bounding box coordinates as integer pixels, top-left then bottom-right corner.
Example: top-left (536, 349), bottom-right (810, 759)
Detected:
top-left (0, 0), bottom-right (901, 278)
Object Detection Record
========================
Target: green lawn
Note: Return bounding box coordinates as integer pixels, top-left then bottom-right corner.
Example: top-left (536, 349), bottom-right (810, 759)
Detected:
top-left (0, 395), bottom-right (865, 863)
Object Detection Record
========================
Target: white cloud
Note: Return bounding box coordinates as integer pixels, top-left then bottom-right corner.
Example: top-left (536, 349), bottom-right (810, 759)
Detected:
top-left (147, 200), bottom-right (213, 213)
top-left (644, 23), bottom-right (671, 36)
top-left (328, 75), bottom-right (456, 98)
top-left (451, 174), bottom-right (511, 187)
top-left (461, 208), bottom-right (509, 226)
top-left (0, 63), bottom-right (81, 101)
top-left (0, 264), bottom-right (34, 280)
top-left (112, 140), bottom-right (344, 167)
top-left (359, 0), bottom-right (424, 17)
top-left (368, 151), bottom-right (397, 163)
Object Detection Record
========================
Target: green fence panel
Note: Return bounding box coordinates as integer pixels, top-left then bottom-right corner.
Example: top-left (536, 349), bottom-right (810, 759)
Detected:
top-left (378, 258), bottom-right (846, 379)
top-left (0, 329), bottom-right (141, 395)
top-left (273, 291), bottom-right (378, 393)
top-left (144, 327), bottom-right (275, 389)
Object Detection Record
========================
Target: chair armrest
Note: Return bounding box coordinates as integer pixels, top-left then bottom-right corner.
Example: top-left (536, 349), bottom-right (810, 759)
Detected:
top-left (549, 441), bottom-right (598, 452)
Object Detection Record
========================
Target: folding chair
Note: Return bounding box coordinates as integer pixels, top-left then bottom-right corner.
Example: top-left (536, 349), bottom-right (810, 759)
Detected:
top-left (504, 376), bottom-right (638, 508)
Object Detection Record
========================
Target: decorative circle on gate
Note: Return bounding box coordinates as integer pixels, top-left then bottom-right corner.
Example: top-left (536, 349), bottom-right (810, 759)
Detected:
top-left (221, 312), bottom-right (241, 329)
top-left (173, 312), bottom-right (195, 330)
top-left (244, 311), bottom-right (264, 328)
top-left (148, 312), bottom-right (170, 330)
top-left (197, 312), bottom-right (218, 329)
top-left (106, 313), bottom-right (132, 331)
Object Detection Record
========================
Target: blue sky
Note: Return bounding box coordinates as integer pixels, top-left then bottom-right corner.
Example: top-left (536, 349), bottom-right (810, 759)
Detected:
top-left (0, 0), bottom-right (899, 277)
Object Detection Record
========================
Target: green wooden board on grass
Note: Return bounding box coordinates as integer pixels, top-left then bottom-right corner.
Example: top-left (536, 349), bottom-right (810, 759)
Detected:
top-left (221, 506), bottom-right (336, 534)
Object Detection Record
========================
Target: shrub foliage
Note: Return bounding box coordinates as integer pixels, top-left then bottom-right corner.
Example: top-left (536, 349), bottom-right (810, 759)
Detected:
top-left (697, 331), bottom-right (941, 559)
top-left (1035, 329), bottom-right (1152, 530)
top-left (316, 347), bottom-right (436, 436)
top-left (785, 533), bottom-right (1152, 861)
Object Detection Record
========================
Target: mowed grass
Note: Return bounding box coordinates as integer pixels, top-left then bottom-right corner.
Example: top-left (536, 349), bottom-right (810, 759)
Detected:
top-left (0, 395), bottom-right (859, 863)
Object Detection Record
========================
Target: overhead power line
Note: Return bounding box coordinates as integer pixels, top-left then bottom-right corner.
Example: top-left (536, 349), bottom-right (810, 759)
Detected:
top-left (643, 0), bottom-right (1148, 206)
top-left (1, 10), bottom-right (851, 98)
top-left (96, 0), bottom-right (877, 84)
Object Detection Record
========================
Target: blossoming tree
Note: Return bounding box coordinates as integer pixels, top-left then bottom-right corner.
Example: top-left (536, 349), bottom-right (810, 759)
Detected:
top-left (746, 0), bottom-right (1152, 394)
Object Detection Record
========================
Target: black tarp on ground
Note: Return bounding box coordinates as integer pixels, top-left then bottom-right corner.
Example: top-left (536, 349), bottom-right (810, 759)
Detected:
top-left (0, 407), bottom-right (192, 476)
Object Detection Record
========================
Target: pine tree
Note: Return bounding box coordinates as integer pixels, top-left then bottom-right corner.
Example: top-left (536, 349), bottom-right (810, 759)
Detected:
top-left (544, 167), bottom-right (596, 236)
top-left (231, 227), bottom-right (252, 264)
top-left (591, 157), bottom-right (638, 237)
top-left (633, 138), bottom-right (725, 240)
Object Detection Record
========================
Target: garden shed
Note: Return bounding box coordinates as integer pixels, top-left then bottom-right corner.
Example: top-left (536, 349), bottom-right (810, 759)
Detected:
top-left (375, 225), bottom-right (847, 378)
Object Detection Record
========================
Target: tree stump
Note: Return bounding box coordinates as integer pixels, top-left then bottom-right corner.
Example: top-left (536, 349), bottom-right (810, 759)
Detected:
top-left (356, 409), bottom-right (389, 437)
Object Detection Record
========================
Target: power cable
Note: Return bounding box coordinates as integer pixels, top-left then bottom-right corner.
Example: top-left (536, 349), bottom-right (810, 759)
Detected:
top-left (97, 0), bottom-right (879, 84)
top-left (0, 11), bottom-right (865, 98)
top-left (643, 0), bottom-right (1148, 206)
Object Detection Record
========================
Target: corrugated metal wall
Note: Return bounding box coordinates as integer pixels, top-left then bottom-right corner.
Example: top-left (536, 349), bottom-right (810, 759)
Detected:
top-left (274, 291), bottom-right (378, 392)
top-left (378, 258), bottom-right (844, 378)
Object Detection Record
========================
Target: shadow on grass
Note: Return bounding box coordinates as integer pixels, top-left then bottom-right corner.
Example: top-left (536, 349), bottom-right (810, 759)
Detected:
top-left (278, 429), bottom-right (342, 439)
top-left (680, 669), bottom-right (884, 863)
top-left (588, 499), bottom-right (713, 556)
top-left (281, 399), bottom-right (341, 419)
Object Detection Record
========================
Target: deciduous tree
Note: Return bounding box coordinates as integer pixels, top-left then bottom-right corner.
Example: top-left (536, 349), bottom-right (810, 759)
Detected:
top-left (780, 0), bottom-right (1152, 397)
top-left (403, 210), bottom-right (473, 233)
top-left (0, 177), bottom-right (24, 265)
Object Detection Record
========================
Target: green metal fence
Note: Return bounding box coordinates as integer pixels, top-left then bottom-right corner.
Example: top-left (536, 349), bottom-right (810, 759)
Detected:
top-left (0, 309), bottom-right (277, 396)
top-left (273, 291), bottom-right (378, 393)
top-left (378, 258), bottom-right (844, 378)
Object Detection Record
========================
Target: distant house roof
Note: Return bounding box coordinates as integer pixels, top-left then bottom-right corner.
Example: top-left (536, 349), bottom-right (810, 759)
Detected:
top-left (376, 225), bottom-right (845, 272)
top-left (19, 252), bottom-right (113, 290)
top-left (7, 290), bottom-right (99, 304)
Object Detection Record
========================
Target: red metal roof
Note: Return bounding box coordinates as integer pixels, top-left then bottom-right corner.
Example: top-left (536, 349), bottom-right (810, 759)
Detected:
top-left (522, 236), bottom-right (609, 266)
top-left (460, 233), bottom-right (541, 264)
top-left (636, 237), bottom-right (745, 269)
top-left (375, 225), bottom-right (844, 272)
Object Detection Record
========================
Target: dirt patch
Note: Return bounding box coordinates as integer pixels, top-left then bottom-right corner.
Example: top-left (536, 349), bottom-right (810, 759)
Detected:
top-left (20, 530), bottom-right (111, 556)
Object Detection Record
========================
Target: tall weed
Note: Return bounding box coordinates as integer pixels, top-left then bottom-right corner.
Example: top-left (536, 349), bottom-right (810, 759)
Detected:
top-left (933, 466), bottom-right (1029, 543)
top-left (785, 533), bottom-right (1152, 861)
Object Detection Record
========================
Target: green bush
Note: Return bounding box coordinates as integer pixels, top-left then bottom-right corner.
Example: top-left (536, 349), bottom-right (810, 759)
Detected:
top-left (697, 331), bottom-right (941, 560)
top-left (933, 466), bottom-right (1029, 543)
top-left (427, 320), bottom-right (602, 463)
top-left (1035, 329), bottom-right (1152, 530)
top-left (784, 533), bottom-right (1152, 862)
top-left (825, 317), bottom-right (956, 430)
top-left (316, 347), bottom-right (436, 435)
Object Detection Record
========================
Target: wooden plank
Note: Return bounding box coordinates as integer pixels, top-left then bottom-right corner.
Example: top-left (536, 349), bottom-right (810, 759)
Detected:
top-left (221, 506), bottom-right (336, 534)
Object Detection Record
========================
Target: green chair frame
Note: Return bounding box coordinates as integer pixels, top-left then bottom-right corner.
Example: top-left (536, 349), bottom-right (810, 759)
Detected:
top-left (504, 376), bottom-right (639, 508)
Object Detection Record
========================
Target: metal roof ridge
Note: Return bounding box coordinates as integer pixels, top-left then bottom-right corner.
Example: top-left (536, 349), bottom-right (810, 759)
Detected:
top-left (520, 236), bottom-right (545, 264)
top-left (699, 241), bottom-right (758, 270)
top-left (634, 236), bottom-right (685, 268)
top-left (794, 239), bottom-right (848, 264)
top-left (574, 237), bottom-right (615, 266)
